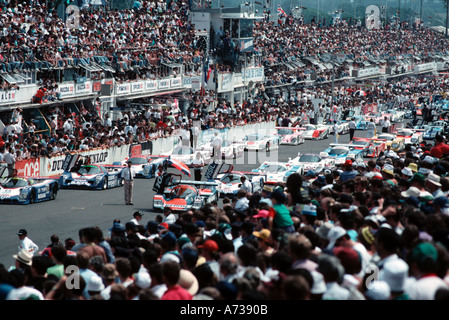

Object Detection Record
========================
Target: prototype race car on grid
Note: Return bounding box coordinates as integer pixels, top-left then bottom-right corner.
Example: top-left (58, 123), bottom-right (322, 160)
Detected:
top-left (251, 161), bottom-right (304, 184)
top-left (214, 170), bottom-right (266, 198)
top-left (385, 109), bottom-right (405, 123)
top-left (275, 127), bottom-right (305, 145)
top-left (0, 173), bottom-right (59, 204)
top-left (348, 138), bottom-right (374, 157)
top-left (364, 112), bottom-right (383, 124)
top-left (329, 120), bottom-right (350, 135)
top-left (113, 155), bottom-right (168, 178)
top-left (320, 144), bottom-right (364, 165)
top-left (202, 139), bottom-right (245, 159)
top-left (152, 173), bottom-right (219, 212)
top-left (242, 133), bottom-right (280, 152)
top-left (423, 126), bottom-right (445, 140)
top-left (59, 163), bottom-right (125, 190)
top-left (375, 133), bottom-right (405, 152)
top-left (165, 146), bottom-right (212, 167)
top-left (350, 115), bottom-right (370, 130)
top-left (302, 124), bottom-right (330, 140)
top-left (394, 128), bottom-right (424, 145)
top-left (288, 153), bottom-right (335, 174)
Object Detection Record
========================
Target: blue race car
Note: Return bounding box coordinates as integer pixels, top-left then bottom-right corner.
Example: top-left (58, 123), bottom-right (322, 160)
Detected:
top-left (352, 115), bottom-right (370, 130)
top-left (0, 176), bottom-right (59, 204)
top-left (423, 126), bottom-right (444, 140)
top-left (320, 144), bottom-right (364, 165)
top-left (59, 164), bottom-right (124, 190)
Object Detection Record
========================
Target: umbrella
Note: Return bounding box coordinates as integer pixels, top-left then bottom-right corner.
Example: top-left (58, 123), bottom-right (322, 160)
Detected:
top-left (354, 90), bottom-right (367, 97)
top-left (165, 158), bottom-right (191, 177)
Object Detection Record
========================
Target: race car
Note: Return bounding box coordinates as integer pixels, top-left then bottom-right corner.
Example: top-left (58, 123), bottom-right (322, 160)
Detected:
top-left (302, 124), bottom-right (330, 140)
top-left (351, 115), bottom-right (370, 130)
top-left (320, 144), bottom-right (364, 165)
top-left (59, 164), bottom-right (125, 190)
top-left (364, 112), bottom-right (383, 124)
top-left (113, 155), bottom-right (167, 178)
top-left (288, 153), bottom-right (335, 174)
top-left (167, 146), bottom-right (212, 167)
top-left (242, 133), bottom-right (280, 152)
top-left (366, 139), bottom-right (387, 158)
top-left (385, 109), bottom-right (405, 123)
top-left (251, 161), bottom-right (304, 184)
top-left (329, 121), bottom-right (350, 135)
top-left (202, 139), bottom-right (245, 159)
top-left (275, 127), bottom-right (305, 145)
top-left (0, 176), bottom-right (59, 204)
top-left (348, 138), bottom-right (374, 157)
top-left (423, 126), bottom-right (444, 140)
top-left (375, 133), bottom-right (405, 152)
top-left (152, 173), bottom-right (219, 212)
top-left (215, 171), bottom-right (266, 198)
top-left (395, 128), bottom-right (424, 145)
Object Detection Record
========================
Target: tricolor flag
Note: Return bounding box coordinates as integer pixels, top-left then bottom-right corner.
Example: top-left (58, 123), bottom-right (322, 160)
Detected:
top-left (277, 4), bottom-right (287, 17)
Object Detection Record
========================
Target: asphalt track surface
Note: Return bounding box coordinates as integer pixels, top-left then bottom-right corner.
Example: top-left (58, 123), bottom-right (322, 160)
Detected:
top-left (0, 126), bottom-right (378, 268)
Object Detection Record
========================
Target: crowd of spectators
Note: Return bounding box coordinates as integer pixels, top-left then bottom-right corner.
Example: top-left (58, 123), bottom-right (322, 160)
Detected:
top-left (2, 127), bottom-right (449, 300)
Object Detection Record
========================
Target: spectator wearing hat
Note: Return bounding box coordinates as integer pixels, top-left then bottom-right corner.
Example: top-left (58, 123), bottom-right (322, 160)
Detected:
top-left (405, 242), bottom-right (449, 300)
top-left (430, 135), bottom-right (449, 159)
top-left (161, 261), bottom-right (193, 300)
top-left (425, 172), bottom-right (445, 199)
top-left (268, 189), bottom-right (295, 233)
top-left (339, 160), bottom-right (358, 183)
top-left (86, 274), bottom-right (105, 299)
top-left (333, 246), bottom-right (365, 300)
top-left (17, 229), bottom-right (39, 257)
top-left (408, 172), bottom-right (426, 191)
top-left (234, 189), bottom-right (250, 215)
top-left (160, 231), bottom-right (182, 264)
top-left (253, 229), bottom-right (275, 258)
top-left (198, 239), bottom-right (220, 280)
top-left (379, 258), bottom-right (410, 300)
top-left (130, 211), bottom-right (143, 225)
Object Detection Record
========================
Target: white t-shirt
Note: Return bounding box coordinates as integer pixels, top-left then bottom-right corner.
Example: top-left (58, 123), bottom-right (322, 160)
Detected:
top-left (7, 286), bottom-right (44, 300)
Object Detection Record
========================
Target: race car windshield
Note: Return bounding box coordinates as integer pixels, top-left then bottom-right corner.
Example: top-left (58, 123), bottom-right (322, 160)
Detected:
top-left (298, 155), bottom-right (320, 162)
top-left (221, 174), bottom-right (242, 184)
top-left (277, 129), bottom-right (294, 135)
top-left (246, 135), bottom-right (262, 141)
top-left (170, 186), bottom-right (197, 199)
top-left (329, 148), bottom-right (348, 155)
top-left (259, 164), bottom-right (286, 172)
top-left (377, 135), bottom-right (394, 141)
top-left (351, 141), bottom-right (368, 146)
top-left (128, 157), bottom-right (147, 165)
top-left (2, 178), bottom-right (28, 188)
top-left (78, 165), bottom-right (101, 175)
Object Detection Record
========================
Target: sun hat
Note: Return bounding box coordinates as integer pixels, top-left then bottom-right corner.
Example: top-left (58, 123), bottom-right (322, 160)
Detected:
top-left (12, 249), bottom-right (32, 266)
top-left (325, 226), bottom-right (347, 250)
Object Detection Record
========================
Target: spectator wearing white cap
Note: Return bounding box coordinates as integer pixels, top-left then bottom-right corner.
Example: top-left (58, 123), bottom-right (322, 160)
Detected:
top-left (379, 258), bottom-right (411, 300)
top-left (364, 280), bottom-right (391, 300)
top-left (425, 172), bottom-right (445, 199)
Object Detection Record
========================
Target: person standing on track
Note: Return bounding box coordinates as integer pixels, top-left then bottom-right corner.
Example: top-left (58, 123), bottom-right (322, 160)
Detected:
top-left (366, 119), bottom-right (376, 139)
top-left (123, 160), bottom-right (135, 205)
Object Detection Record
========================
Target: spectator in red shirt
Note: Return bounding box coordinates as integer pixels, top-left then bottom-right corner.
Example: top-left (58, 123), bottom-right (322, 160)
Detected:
top-left (430, 135), bottom-right (449, 158)
top-left (161, 261), bottom-right (193, 300)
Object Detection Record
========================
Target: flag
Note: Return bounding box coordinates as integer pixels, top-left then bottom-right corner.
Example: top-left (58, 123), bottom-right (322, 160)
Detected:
top-left (277, 4), bottom-right (286, 17)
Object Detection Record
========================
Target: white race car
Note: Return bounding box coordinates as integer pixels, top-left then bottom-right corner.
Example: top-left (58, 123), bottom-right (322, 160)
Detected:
top-left (329, 121), bottom-right (350, 135)
top-left (165, 146), bottom-right (211, 167)
top-left (288, 153), bottom-right (335, 174)
top-left (275, 127), bottom-right (305, 145)
top-left (202, 139), bottom-right (245, 159)
top-left (302, 124), bottom-right (331, 140)
top-left (242, 134), bottom-right (280, 152)
top-left (215, 171), bottom-right (266, 198)
top-left (252, 161), bottom-right (304, 184)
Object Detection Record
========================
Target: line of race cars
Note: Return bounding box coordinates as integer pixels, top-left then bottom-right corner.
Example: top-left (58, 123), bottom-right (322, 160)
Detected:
top-left (0, 110), bottom-right (438, 207)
